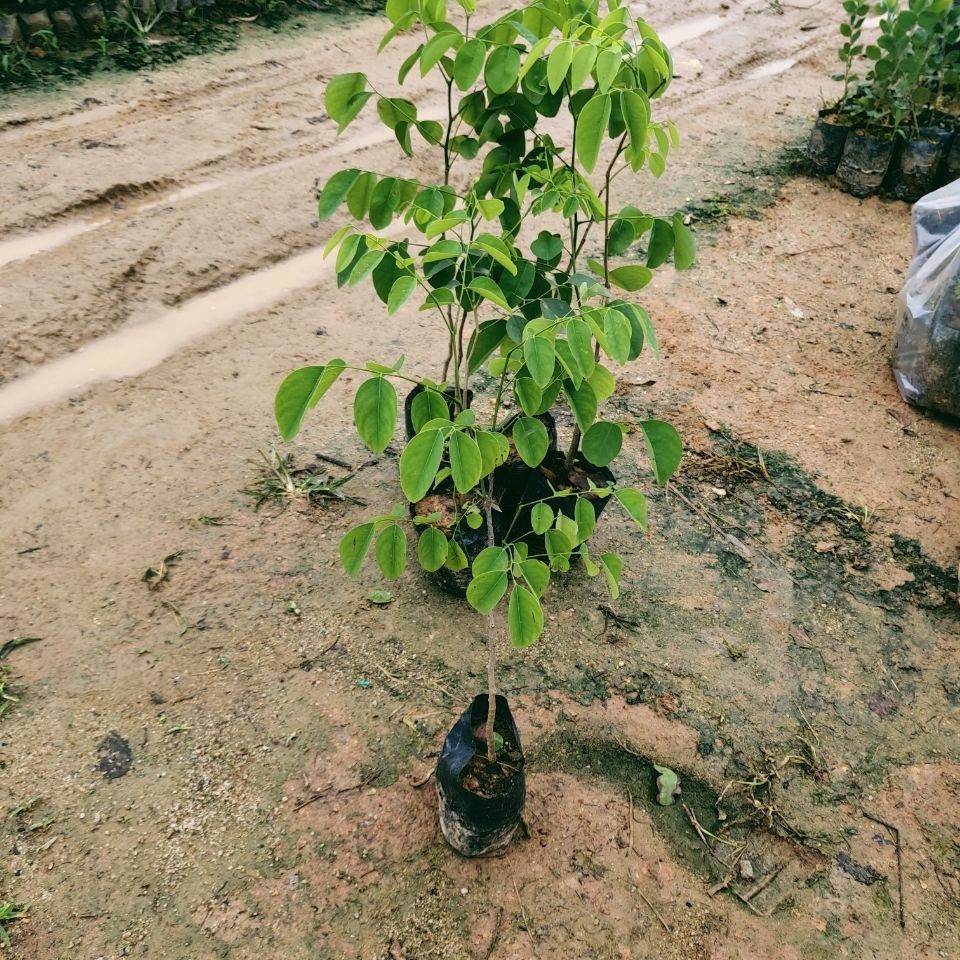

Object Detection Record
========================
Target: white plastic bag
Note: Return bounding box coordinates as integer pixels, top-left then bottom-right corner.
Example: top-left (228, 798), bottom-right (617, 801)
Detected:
top-left (894, 180), bottom-right (960, 418)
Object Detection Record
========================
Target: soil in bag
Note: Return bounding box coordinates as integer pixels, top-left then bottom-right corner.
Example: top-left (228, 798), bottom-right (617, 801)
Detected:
top-left (836, 131), bottom-right (897, 198)
top-left (890, 129), bottom-right (952, 203)
top-left (411, 492), bottom-right (504, 597)
top-left (807, 108), bottom-right (850, 176)
top-left (939, 135), bottom-right (960, 190)
top-left (436, 694), bottom-right (525, 857)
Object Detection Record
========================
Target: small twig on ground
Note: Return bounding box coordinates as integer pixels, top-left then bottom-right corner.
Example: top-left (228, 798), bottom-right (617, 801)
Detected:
top-left (627, 790), bottom-right (635, 857)
top-left (314, 452), bottom-right (354, 470)
top-left (294, 769), bottom-right (383, 810)
top-left (637, 890), bottom-right (672, 933)
top-left (863, 810), bottom-right (905, 928)
top-left (484, 906), bottom-right (505, 960)
top-left (410, 768), bottom-right (434, 789)
top-left (782, 241), bottom-right (845, 258)
top-left (512, 879), bottom-right (541, 958)
top-left (740, 861), bottom-right (786, 902)
top-left (200, 880), bottom-right (229, 930)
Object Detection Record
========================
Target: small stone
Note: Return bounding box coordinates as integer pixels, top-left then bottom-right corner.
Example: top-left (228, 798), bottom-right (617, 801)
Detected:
top-left (814, 541), bottom-right (837, 554)
top-left (739, 859), bottom-right (755, 881)
top-left (460, 887), bottom-right (468, 895)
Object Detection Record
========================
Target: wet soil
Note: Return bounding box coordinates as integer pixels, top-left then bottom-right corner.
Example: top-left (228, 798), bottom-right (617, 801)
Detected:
top-left (0, 1), bottom-right (958, 958)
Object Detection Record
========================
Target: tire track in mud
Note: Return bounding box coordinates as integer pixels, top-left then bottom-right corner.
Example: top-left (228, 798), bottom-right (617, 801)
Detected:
top-left (0, 0), bottom-right (841, 405)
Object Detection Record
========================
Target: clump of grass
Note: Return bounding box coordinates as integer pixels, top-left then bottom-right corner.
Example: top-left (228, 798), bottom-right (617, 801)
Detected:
top-left (0, 901), bottom-right (29, 947)
top-left (0, 637), bottom-right (41, 721)
top-left (244, 449), bottom-right (363, 510)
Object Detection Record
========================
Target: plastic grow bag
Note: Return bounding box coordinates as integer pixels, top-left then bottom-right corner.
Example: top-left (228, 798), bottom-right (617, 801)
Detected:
top-left (893, 180), bottom-right (960, 417)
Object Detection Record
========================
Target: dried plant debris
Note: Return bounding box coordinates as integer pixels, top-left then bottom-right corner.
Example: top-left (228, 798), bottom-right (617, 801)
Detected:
top-left (142, 550), bottom-right (183, 590)
top-left (244, 449), bottom-right (364, 510)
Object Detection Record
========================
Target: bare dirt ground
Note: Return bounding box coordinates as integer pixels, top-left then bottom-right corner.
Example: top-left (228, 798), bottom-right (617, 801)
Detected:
top-left (1, 1), bottom-right (958, 958)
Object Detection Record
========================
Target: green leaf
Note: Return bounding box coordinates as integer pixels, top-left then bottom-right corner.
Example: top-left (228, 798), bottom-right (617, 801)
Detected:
top-left (485, 45), bottom-right (521, 95)
top-left (562, 379), bottom-right (597, 433)
top-left (420, 29), bottom-right (460, 75)
top-left (387, 274), bottom-right (417, 314)
top-left (513, 416), bottom-right (549, 468)
top-left (448, 431), bottom-right (483, 493)
top-left (672, 213), bottom-right (696, 270)
top-left (603, 308), bottom-right (632, 364)
top-left (575, 497), bottom-right (596, 543)
top-left (354, 376), bottom-right (397, 453)
top-left (600, 551), bottom-right (622, 599)
top-left (468, 276), bottom-right (509, 310)
top-left (348, 248), bottom-right (386, 287)
top-left (399, 428), bottom-right (446, 501)
top-left (508, 585), bottom-right (544, 647)
top-left (368, 589), bottom-right (393, 605)
top-left (582, 421), bottom-right (623, 467)
top-left (317, 169), bottom-right (361, 220)
top-left (646, 218), bottom-right (675, 269)
top-left (445, 538), bottom-right (468, 571)
top-left (609, 265), bottom-right (653, 292)
top-left (473, 546), bottom-right (509, 575)
top-left (588, 364), bottom-right (616, 402)
top-left (275, 361), bottom-right (346, 441)
top-left (340, 522), bottom-right (376, 577)
top-left (614, 488), bottom-right (648, 528)
top-left (375, 525), bottom-right (407, 580)
top-left (467, 318), bottom-right (508, 374)
top-left (565, 317), bottom-right (596, 380)
top-left (575, 93), bottom-right (611, 173)
top-left (472, 234), bottom-right (517, 275)
top-left (466, 569), bottom-right (508, 614)
top-left (547, 40), bottom-right (573, 93)
top-left (620, 89), bottom-right (649, 169)
top-left (514, 377), bottom-right (543, 417)
top-left (477, 431), bottom-right (510, 474)
top-left (454, 37), bottom-right (486, 89)
top-left (654, 764), bottom-right (680, 806)
top-left (417, 527), bottom-right (449, 572)
top-left (325, 73), bottom-right (370, 132)
top-left (523, 334), bottom-right (556, 388)
top-left (476, 198), bottom-right (505, 220)
top-left (531, 503), bottom-right (553, 535)
top-left (640, 420), bottom-right (682, 484)
top-left (518, 558), bottom-right (550, 597)
top-left (410, 389), bottom-right (449, 434)
top-left (595, 46), bottom-right (621, 92)
top-left (531, 230), bottom-right (564, 261)
top-left (545, 528), bottom-right (573, 571)
top-left (569, 43), bottom-right (598, 93)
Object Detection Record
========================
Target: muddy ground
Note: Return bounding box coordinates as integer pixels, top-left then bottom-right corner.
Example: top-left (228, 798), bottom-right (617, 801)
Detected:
top-left (1, 1), bottom-right (958, 958)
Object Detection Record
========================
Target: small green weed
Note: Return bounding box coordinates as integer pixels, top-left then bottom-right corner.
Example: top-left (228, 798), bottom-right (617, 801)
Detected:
top-left (0, 901), bottom-right (29, 948)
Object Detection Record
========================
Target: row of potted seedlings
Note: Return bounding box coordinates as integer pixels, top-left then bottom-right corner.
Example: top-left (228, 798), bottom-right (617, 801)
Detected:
top-left (807, 0), bottom-right (960, 201)
top-left (275, 0), bottom-right (691, 855)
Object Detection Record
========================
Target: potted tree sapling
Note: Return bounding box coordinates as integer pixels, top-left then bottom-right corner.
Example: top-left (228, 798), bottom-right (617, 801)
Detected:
top-left (274, 0), bottom-right (692, 856)
top-left (808, 0), bottom-right (870, 174)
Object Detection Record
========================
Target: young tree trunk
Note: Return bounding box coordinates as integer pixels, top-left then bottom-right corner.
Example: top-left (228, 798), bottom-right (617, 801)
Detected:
top-left (484, 498), bottom-right (498, 764)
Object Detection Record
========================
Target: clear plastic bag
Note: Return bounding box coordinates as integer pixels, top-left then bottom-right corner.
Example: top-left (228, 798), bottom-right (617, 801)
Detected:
top-left (894, 180), bottom-right (960, 418)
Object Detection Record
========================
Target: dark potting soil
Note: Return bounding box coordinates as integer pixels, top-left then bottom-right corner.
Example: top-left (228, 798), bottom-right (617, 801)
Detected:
top-left (460, 723), bottom-right (525, 800)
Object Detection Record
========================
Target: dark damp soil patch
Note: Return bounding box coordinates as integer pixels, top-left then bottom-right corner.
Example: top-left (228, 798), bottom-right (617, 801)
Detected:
top-left (681, 139), bottom-right (812, 228)
top-left (531, 728), bottom-right (727, 875)
top-left (680, 429), bottom-right (959, 615)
